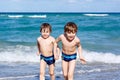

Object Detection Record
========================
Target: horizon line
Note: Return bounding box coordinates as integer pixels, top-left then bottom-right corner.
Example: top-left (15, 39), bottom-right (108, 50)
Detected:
top-left (0, 12), bottom-right (120, 14)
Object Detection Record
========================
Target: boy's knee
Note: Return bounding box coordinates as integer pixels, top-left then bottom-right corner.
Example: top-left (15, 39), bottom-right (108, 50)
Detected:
top-left (68, 73), bottom-right (73, 78)
top-left (63, 74), bottom-right (68, 78)
top-left (49, 72), bottom-right (54, 76)
top-left (40, 72), bottom-right (45, 76)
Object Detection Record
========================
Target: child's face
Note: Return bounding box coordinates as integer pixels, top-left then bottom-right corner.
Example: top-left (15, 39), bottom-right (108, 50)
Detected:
top-left (41, 28), bottom-right (50, 39)
top-left (65, 32), bottom-right (76, 41)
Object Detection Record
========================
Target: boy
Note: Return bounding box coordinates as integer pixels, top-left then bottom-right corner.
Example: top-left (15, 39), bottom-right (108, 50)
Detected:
top-left (54, 22), bottom-right (86, 80)
top-left (37, 23), bottom-right (58, 80)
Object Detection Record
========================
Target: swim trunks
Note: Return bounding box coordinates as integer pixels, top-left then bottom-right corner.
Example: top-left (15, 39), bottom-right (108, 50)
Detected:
top-left (62, 52), bottom-right (77, 62)
top-left (40, 55), bottom-right (55, 65)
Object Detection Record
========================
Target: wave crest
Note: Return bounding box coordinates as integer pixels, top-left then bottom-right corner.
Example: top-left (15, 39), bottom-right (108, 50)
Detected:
top-left (8, 15), bottom-right (23, 18)
top-left (28, 15), bottom-right (47, 18)
top-left (84, 14), bottom-right (108, 17)
top-left (0, 45), bottom-right (120, 63)
top-left (83, 50), bottom-right (120, 63)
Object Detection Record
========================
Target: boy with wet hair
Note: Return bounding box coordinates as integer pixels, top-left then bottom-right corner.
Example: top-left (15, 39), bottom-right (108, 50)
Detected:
top-left (54, 22), bottom-right (86, 80)
top-left (37, 23), bottom-right (59, 80)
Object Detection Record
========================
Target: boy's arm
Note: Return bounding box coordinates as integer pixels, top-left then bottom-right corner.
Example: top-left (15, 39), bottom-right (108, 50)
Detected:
top-left (56, 45), bottom-right (60, 58)
top-left (54, 36), bottom-right (61, 60)
top-left (53, 42), bottom-right (59, 60)
top-left (77, 41), bottom-right (86, 64)
top-left (37, 39), bottom-right (41, 56)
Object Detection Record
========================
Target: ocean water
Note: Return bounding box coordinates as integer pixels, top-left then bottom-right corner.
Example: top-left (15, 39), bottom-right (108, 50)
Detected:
top-left (0, 13), bottom-right (120, 80)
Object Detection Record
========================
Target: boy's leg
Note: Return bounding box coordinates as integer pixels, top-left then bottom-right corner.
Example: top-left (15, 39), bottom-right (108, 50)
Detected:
top-left (40, 60), bottom-right (46, 80)
top-left (49, 64), bottom-right (55, 80)
top-left (62, 60), bottom-right (69, 80)
top-left (68, 60), bottom-right (76, 80)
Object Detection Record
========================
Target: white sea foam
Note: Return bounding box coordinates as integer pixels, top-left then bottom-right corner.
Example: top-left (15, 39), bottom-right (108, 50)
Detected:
top-left (8, 15), bottom-right (23, 18)
top-left (0, 45), bottom-right (39, 63)
top-left (0, 45), bottom-right (120, 63)
top-left (28, 15), bottom-right (47, 18)
top-left (82, 50), bottom-right (120, 63)
top-left (0, 52), bottom-right (39, 63)
top-left (84, 14), bottom-right (108, 17)
top-left (77, 68), bottom-right (101, 74)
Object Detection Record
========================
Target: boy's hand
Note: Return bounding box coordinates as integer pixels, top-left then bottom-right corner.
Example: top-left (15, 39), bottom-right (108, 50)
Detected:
top-left (80, 58), bottom-right (86, 64)
top-left (37, 52), bottom-right (40, 56)
top-left (54, 54), bottom-right (59, 60)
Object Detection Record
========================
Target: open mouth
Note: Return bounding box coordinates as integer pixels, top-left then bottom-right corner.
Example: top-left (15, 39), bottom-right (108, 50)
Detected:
top-left (68, 36), bottom-right (74, 40)
top-left (42, 35), bottom-right (49, 39)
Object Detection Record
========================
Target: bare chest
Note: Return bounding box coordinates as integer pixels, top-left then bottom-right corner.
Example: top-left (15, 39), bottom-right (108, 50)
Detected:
top-left (62, 39), bottom-right (77, 47)
top-left (39, 39), bottom-right (53, 47)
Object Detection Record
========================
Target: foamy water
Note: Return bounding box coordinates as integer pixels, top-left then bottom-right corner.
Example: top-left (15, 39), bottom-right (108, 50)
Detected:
top-left (0, 44), bottom-right (120, 64)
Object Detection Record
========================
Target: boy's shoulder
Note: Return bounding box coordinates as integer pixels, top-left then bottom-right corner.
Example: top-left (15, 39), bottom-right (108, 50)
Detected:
top-left (49, 36), bottom-right (55, 40)
top-left (57, 34), bottom-right (64, 40)
top-left (59, 34), bottom-right (64, 38)
top-left (75, 36), bottom-right (80, 42)
top-left (37, 36), bottom-right (42, 41)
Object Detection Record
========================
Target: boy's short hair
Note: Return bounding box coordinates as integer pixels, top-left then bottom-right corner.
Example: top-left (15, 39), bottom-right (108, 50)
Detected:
top-left (64, 22), bottom-right (78, 33)
top-left (40, 23), bottom-right (52, 32)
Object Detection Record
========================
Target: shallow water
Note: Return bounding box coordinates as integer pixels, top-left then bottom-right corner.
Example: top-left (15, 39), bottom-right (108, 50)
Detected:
top-left (0, 61), bottom-right (120, 80)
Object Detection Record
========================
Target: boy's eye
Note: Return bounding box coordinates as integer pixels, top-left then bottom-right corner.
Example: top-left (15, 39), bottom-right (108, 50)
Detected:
top-left (68, 31), bottom-right (75, 34)
top-left (68, 31), bottom-right (71, 33)
top-left (41, 29), bottom-right (49, 33)
top-left (46, 31), bottom-right (49, 33)
top-left (43, 31), bottom-right (48, 33)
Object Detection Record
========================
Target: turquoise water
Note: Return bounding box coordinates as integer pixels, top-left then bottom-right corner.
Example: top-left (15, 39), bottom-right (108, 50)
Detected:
top-left (0, 13), bottom-right (120, 80)
top-left (0, 13), bottom-right (120, 62)
top-left (0, 13), bottom-right (120, 54)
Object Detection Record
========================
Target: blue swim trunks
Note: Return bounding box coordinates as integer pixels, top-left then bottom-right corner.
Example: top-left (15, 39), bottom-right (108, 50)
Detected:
top-left (62, 52), bottom-right (77, 62)
top-left (40, 55), bottom-right (55, 65)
